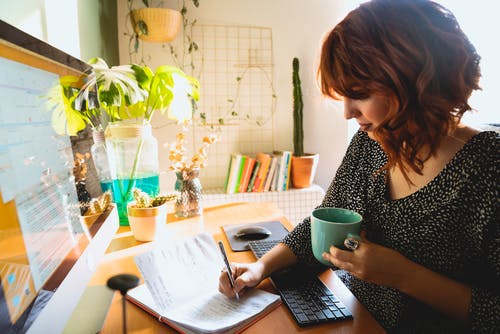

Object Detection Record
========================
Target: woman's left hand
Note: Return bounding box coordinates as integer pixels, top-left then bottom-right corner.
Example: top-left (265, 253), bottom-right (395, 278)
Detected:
top-left (322, 232), bottom-right (410, 289)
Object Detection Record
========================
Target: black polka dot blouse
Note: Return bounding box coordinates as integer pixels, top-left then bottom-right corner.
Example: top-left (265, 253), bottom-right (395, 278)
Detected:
top-left (282, 130), bottom-right (499, 333)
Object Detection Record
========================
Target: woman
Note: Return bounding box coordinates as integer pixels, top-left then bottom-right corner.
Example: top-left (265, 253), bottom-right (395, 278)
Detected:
top-left (218, 0), bottom-right (498, 333)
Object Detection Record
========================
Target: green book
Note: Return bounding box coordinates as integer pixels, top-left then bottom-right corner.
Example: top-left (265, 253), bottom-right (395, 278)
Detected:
top-left (233, 155), bottom-right (247, 193)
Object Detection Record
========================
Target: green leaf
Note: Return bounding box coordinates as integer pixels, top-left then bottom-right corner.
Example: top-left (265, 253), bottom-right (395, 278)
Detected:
top-left (137, 20), bottom-right (148, 35)
top-left (192, 0), bottom-right (199, 7)
top-left (142, 0), bottom-right (149, 7)
top-left (218, 118), bottom-right (224, 125)
top-left (134, 35), bottom-right (139, 53)
top-left (236, 77), bottom-right (241, 82)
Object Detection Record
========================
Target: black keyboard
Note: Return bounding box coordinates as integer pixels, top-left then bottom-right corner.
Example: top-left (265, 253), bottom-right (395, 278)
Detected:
top-left (248, 240), bottom-right (353, 327)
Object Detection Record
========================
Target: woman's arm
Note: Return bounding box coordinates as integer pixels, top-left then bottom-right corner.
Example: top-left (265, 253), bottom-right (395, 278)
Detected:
top-left (323, 237), bottom-right (472, 322)
top-left (400, 259), bottom-right (471, 322)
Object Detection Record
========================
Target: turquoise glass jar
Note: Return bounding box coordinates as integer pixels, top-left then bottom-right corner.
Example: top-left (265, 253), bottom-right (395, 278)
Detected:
top-left (105, 121), bottom-right (159, 225)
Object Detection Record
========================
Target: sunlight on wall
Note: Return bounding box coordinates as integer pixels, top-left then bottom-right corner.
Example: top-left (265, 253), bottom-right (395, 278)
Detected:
top-left (44, 0), bottom-right (80, 58)
top-left (439, 0), bottom-right (500, 127)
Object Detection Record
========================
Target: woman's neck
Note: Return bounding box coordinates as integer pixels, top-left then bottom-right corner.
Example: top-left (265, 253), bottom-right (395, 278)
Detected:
top-left (387, 125), bottom-right (479, 200)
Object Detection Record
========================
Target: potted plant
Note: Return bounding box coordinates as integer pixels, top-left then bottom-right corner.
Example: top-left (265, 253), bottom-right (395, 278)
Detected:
top-left (80, 191), bottom-right (113, 227)
top-left (290, 57), bottom-right (319, 188)
top-left (47, 57), bottom-right (199, 225)
top-left (129, 0), bottom-right (183, 44)
top-left (127, 188), bottom-right (177, 241)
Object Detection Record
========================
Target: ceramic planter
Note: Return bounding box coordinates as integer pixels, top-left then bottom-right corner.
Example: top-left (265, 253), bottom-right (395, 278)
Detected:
top-left (291, 153), bottom-right (319, 188)
top-left (127, 202), bottom-right (167, 241)
top-left (131, 8), bottom-right (182, 42)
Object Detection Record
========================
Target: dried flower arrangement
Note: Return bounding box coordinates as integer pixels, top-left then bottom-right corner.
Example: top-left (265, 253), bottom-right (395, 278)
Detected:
top-left (130, 188), bottom-right (177, 208)
top-left (167, 120), bottom-right (220, 173)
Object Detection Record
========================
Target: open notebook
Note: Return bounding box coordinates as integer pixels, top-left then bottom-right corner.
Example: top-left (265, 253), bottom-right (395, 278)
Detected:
top-left (127, 233), bottom-right (281, 334)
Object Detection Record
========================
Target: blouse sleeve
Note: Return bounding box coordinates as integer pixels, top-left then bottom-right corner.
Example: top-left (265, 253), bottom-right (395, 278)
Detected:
top-left (469, 142), bottom-right (500, 332)
top-left (282, 131), bottom-right (373, 265)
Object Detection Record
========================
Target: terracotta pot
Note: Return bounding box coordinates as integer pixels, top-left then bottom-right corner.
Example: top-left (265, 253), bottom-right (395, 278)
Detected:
top-left (131, 8), bottom-right (182, 42)
top-left (291, 153), bottom-right (319, 188)
top-left (127, 202), bottom-right (168, 241)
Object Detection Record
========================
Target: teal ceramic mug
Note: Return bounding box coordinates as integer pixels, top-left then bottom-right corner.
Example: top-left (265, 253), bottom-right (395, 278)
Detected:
top-left (311, 207), bottom-right (363, 266)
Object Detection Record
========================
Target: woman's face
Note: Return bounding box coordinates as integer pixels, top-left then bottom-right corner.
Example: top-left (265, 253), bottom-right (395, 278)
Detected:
top-left (343, 95), bottom-right (389, 139)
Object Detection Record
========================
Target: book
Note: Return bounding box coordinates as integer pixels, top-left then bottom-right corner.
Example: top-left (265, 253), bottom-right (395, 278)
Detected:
top-left (238, 157), bottom-right (256, 193)
top-left (225, 154), bottom-right (242, 194)
top-left (233, 155), bottom-right (247, 193)
top-left (223, 155), bottom-right (234, 192)
top-left (253, 152), bottom-right (272, 192)
top-left (284, 152), bottom-right (292, 190)
top-left (263, 156), bottom-right (278, 192)
top-left (128, 233), bottom-right (281, 334)
top-left (246, 161), bottom-right (260, 192)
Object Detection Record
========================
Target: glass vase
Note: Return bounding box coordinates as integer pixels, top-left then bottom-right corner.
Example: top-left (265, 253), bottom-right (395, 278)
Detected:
top-left (174, 168), bottom-right (202, 218)
top-left (91, 129), bottom-right (113, 193)
top-left (105, 121), bottom-right (160, 225)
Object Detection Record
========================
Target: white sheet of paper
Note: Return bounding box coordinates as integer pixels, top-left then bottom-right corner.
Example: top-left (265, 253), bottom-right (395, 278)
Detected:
top-left (134, 232), bottom-right (223, 312)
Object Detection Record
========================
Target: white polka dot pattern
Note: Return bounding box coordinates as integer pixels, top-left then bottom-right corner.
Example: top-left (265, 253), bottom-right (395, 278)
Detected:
top-left (283, 130), bottom-right (499, 333)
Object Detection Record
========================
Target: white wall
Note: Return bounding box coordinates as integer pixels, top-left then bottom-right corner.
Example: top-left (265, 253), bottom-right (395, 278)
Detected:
top-left (117, 0), bottom-right (359, 191)
top-left (0, 0), bottom-right (118, 64)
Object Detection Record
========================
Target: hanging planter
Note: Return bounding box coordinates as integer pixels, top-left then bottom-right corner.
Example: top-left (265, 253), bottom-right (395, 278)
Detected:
top-left (131, 8), bottom-right (182, 42)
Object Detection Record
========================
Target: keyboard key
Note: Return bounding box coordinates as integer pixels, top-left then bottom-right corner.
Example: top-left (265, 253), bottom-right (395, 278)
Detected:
top-left (333, 309), bottom-right (344, 319)
top-left (340, 308), bottom-right (353, 318)
top-left (322, 309), bottom-right (334, 318)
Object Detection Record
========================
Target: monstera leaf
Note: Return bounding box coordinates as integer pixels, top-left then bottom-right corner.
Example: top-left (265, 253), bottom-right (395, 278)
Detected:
top-left (44, 75), bottom-right (87, 136)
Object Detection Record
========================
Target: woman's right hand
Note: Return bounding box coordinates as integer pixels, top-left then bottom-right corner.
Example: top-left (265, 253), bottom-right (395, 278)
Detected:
top-left (218, 261), bottom-right (266, 298)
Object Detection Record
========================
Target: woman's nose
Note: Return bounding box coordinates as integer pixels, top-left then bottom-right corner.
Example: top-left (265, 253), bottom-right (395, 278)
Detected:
top-left (343, 98), bottom-right (358, 120)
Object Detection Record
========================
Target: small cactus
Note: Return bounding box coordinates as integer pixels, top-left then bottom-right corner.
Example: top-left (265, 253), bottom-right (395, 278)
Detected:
top-left (84, 191), bottom-right (112, 216)
top-left (131, 188), bottom-right (177, 208)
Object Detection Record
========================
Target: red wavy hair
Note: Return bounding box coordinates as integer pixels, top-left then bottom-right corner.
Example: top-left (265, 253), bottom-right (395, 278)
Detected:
top-left (318, 0), bottom-right (481, 180)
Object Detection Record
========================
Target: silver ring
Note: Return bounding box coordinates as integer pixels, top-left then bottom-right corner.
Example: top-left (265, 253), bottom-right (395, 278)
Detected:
top-left (344, 237), bottom-right (360, 250)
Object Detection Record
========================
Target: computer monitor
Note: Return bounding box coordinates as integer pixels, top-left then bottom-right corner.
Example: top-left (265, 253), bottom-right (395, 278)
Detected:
top-left (0, 20), bottom-right (118, 333)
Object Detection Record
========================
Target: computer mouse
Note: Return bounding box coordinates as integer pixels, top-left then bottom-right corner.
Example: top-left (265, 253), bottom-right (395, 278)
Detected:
top-left (234, 225), bottom-right (272, 240)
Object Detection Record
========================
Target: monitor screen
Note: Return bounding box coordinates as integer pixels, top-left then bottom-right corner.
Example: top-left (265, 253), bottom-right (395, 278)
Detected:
top-left (0, 20), bottom-right (118, 333)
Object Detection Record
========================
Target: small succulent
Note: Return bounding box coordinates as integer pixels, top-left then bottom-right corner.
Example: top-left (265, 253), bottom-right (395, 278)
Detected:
top-left (83, 191), bottom-right (112, 216)
top-left (131, 188), bottom-right (177, 208)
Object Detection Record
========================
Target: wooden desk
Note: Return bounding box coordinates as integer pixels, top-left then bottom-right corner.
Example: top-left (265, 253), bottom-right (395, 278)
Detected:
top-left (90, 202), bottom-right (385, 333)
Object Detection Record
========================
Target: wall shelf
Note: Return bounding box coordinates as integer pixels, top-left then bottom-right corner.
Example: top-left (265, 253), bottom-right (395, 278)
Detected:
top-left (203, 184), bottom-right (325, 226)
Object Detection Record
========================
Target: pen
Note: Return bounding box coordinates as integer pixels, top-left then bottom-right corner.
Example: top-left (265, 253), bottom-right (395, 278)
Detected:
top-left (218, 241), bottom-right (240, 300)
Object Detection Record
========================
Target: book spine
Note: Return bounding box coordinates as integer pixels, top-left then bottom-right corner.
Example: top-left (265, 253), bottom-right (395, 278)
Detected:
top-left (223, 156), bottom-right (233, 193)
top-left (275, 152), bottom-right (286, 192)
top-left (247, 161), bottom-right (260, 192)
top-left (226, 154), bottom-right (241, 194)
top-left (283, 152), bottom-right (292, 190)
top-left (239, 157), bottom-right (255, 193)
top-left (234, 155), bottom-right (247, 193)
top-left (263, 157), bottom-right (278, 192)
top-left (254, 153), bottom-right (272, 192)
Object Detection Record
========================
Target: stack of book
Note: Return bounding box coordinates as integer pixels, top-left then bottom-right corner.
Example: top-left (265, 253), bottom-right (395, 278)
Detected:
top-left (224, 151), bottom-right (293, 193)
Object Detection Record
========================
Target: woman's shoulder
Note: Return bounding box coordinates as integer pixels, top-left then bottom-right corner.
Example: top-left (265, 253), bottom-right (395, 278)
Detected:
top-left (453, 129), bottom-right (499, 175)
top-left (349, 130), bottom-right (382, 151)
top-left (463, 129), bottom-right (499, 155)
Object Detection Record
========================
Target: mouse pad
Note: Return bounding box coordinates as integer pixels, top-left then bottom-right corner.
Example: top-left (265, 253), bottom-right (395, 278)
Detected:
top-left (222, 221), bottom-right (290, 252)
